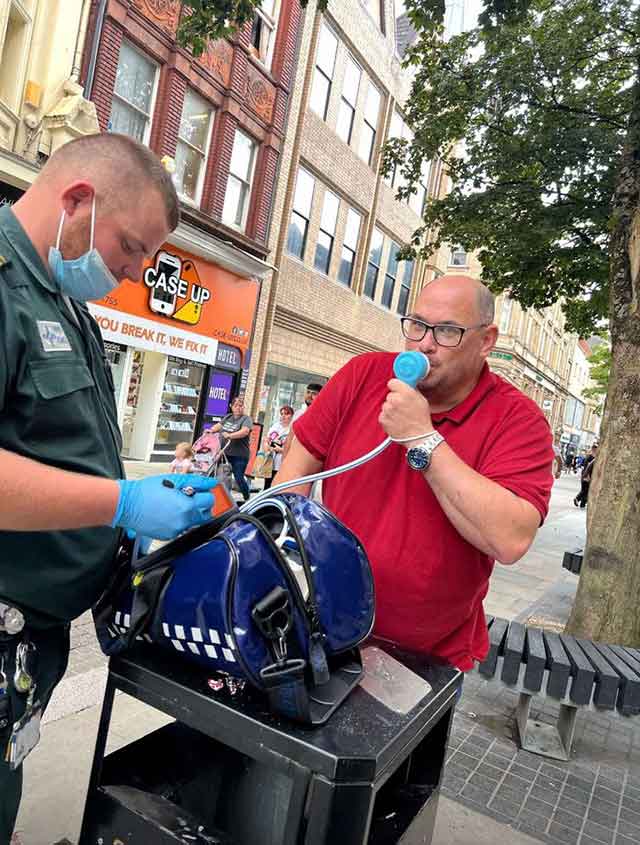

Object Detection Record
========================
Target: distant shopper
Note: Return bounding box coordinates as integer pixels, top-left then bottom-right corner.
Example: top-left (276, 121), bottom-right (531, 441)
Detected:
top-left (285, 383), bottom-right (324, 458)
top-left (263, 406), bottom-right (294, 489)
top-left (170, 442), bottom-right (195, 474)
top-left (209, 397), bottom-right (253, 501)
top-left (291, 383), bottom-right (324, 423)
top-left (574, 444), bottom-right (597, 508)
top-left (552, 441), bottom-right (563, 479)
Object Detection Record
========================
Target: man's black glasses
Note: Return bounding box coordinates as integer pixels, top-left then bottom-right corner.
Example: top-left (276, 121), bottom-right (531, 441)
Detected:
top-left (400, 317), bottom-right (489, 348)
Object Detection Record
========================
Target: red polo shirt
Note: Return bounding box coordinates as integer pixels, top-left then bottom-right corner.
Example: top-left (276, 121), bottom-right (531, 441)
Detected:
top-left (294, 352), bottom-right (553, 670)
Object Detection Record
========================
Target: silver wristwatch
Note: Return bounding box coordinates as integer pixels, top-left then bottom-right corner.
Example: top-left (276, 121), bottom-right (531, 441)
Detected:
top-left (406, 431), bottom-right (445, 471)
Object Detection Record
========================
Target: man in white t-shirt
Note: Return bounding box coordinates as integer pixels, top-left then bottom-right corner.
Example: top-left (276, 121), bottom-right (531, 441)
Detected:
top-left (283, 383), bottom-right (324, 498)
top-left (291, 383), bottom-right (324, 424)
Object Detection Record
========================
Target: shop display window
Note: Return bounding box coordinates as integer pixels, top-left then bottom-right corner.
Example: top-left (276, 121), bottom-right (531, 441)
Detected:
top-left (155, 356), bottom-right (206, 452)
top-left (122, 350), bottom-right (145, 458)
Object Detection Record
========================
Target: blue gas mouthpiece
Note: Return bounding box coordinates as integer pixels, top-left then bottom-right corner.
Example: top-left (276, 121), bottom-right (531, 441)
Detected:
top-left (244, 351), bottom-right (431, 509)
top-left (393, 351), bottom-right (430, 388)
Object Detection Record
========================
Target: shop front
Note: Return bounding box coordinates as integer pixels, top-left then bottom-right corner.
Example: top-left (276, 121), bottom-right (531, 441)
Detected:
top-left (89, 223), bottom-right (265, 461)
top-left (259, 362), bottom-right (327, 432)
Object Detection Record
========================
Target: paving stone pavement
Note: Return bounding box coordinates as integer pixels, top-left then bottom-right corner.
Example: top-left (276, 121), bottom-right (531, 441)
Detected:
top-left (444, 671), bottom-right (640, 845)
top-left (50, 469), bottom-right (640, 845)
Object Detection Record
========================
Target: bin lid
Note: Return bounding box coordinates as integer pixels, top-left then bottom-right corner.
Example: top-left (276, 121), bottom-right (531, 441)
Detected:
top-left (111, 641), bottom-right (461, 783)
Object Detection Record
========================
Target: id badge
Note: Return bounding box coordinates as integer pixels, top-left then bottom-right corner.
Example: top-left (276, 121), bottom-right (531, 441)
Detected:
top-left (5, 703), bottom-right (41, 770)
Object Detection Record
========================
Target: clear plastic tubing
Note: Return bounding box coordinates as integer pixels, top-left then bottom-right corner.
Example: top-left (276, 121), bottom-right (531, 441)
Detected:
top-left (241, 351), bottom-right (430, 512)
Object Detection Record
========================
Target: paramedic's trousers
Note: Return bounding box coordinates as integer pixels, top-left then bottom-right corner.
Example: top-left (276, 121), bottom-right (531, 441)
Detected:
top-left (0, 625), bottom-right (70, 844)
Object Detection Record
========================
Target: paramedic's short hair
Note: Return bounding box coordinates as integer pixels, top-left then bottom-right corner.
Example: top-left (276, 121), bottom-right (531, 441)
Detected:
top-left (43, 133), bottom-right (179, 231)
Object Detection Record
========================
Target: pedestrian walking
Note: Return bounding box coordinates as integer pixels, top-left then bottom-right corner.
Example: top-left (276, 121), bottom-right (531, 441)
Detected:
top-left (574, 444), bottom-right (598, 508)
top-left (208, 397), bottom-right (253, 501)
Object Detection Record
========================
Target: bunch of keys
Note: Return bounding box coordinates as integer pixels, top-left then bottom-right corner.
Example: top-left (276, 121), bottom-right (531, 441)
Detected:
top-left (14, 642), bottom-right (34, 694)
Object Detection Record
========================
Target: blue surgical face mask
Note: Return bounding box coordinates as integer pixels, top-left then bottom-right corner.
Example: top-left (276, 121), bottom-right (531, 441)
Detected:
top-left (48, 196), bottom-right (118, 301)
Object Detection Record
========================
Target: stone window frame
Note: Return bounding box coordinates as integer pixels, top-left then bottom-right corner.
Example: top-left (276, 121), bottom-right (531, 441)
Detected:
top-left (364, 226), bottom-right (385, 299)
top-left (313, 188), bottom-right (340, 275)
top-left (174, 87), bottom-right (216, 208)
top-left (109, 38), bottom-right (160, 146)
top-left (222, 128), bottom-right (258, 231)
top-left (309, 21), bottom-right (338, 121)
top-left (337, 207), bottom-right (362, 287)
top-left (287, 165), bottom-right (316, 260)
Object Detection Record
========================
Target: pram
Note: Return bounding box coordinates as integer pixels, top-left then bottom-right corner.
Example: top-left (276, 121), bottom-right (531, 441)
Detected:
top-left (192, 432), bottom-right (233, 490)
top-left (192, 429), bottom-right (222, 473)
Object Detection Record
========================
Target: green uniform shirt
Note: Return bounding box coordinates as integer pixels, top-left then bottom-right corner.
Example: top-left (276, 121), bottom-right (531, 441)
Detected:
top-left (0, 206), bottom-right (124, 627)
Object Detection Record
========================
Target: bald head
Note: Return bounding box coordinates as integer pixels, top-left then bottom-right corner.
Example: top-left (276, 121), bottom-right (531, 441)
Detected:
top-left (40, 133), bottom-right (179, 231)
top-left (420, 274), bottom-right (495, 325)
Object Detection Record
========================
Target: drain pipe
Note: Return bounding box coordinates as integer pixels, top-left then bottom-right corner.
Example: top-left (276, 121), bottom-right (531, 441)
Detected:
top-left (84, 0), bottom-right (108, 97)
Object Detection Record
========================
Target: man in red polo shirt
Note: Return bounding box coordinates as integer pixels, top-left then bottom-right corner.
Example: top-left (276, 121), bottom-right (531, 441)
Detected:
top-left (275, 274), bottom-right (553, 670)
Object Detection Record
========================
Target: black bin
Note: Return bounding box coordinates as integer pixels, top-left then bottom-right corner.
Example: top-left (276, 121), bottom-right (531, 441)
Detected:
top-left (79, 641), bottom-right (461, 845)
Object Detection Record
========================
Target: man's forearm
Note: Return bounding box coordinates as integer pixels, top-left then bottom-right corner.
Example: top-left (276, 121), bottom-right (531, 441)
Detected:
top-left (423, 444), bottom-right (538, 564)
top-left (272, 436), bottom-right (321, 496)
top-left (0, 448), bottom-right (120, 531)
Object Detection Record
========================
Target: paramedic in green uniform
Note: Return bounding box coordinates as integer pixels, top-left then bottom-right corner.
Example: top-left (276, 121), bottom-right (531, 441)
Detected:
top-left (0, 133), bottom-right (217, 841)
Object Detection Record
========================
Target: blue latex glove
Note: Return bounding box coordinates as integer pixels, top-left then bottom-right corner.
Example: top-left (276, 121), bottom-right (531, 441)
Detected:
top-left (113, 474), bottom-right (217, 540)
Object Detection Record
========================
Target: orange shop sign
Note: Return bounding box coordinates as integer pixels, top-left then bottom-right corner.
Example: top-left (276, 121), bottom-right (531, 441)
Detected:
top-left (88, 244), bottom-right (260, 366)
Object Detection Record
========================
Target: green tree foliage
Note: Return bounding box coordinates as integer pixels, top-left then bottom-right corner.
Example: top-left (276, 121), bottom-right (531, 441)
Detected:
top-left (385, 0), bottom-right (638, 337)
top-left (178, 0), bottom-right (327, 56)
top-left (583, 341), bottom-right (612, 416)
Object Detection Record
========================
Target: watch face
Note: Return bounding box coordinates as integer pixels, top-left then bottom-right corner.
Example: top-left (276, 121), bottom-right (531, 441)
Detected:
top-left (407, 446), bottom-right (430, 471)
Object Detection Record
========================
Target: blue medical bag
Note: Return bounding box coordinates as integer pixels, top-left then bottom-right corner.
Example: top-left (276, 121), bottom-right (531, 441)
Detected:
top-left (94, 494), bottom-right (375, 724)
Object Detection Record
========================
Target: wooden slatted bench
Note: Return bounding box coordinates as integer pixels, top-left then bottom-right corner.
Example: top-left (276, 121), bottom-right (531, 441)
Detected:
top-left (476, 616), bottom-right (640, 761)
top-left (562, 548), bottom-right (584, 574)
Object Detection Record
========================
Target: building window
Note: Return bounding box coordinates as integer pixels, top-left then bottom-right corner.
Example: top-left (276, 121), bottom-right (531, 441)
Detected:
top-left (250, 0), bottom-right (279, 68)
top-left (336, 56), bottom-right (361, 145)
top-left (387, 111), bottom-right (413, 188)
top-left (174, 89), bottom-right (214, 205)
top-left (397, 259), bottom-right (414, 315)
top-left (364, 228), bottom-right (384, 299)
top-left (314, 189), bottom-right (340, 274)
top-left (381, 242), bottom-right (400, 309)
top-left (0, 1), bottom-right (33, 114)
top-left (337, 207), bottom-right (362, 286)
top-left (364, 0), bottom-right (384, 31)
top-left (287, 167), bottom-right (315, 259)
top-left (449, 245), bottom-right (468, 267)
top-left (409, 160), bottom-right (431, 216)
top-left (499, 296), bottom-right (513, 333)
top-left (109, 40), bottom-right (158, 144)
top-left (359, 81), bottom-right (381, 166)
top-left (309, 23), bottom-right (338, 120)
top-left (222, 130), bottom-right (257, 230)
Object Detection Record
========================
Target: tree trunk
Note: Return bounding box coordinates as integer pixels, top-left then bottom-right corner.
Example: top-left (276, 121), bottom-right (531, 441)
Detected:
top-left (566, 69), bottom-right (640, 645)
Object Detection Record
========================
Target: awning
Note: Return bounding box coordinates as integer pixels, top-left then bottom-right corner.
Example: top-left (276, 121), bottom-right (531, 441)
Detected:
top-left (169, 222), bottom-right (276, 281)
top-left (0, 149), bottom-right (40, 190)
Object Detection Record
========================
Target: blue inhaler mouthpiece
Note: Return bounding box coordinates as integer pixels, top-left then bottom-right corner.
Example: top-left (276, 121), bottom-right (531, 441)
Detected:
top-left (393, 351), bottom-right (430, 388)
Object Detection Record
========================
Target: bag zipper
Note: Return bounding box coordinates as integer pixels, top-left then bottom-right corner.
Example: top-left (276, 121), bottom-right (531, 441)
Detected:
top-left (223, 535), bottom-right (262, 688)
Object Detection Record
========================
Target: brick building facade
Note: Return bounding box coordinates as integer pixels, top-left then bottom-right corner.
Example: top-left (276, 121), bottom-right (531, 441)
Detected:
top-left (246, 0), bottom-right (451, 426)
top-left (79, 0), bottom-right (301, 460)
